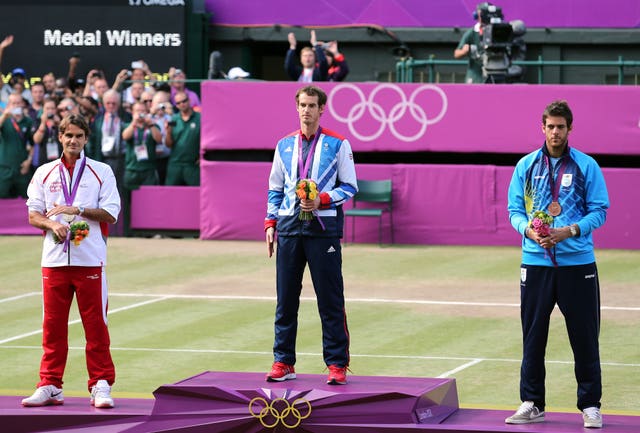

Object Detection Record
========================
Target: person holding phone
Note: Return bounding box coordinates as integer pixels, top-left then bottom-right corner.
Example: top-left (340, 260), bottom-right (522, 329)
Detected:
top-left (168, 67), bottom-right (200, 110)
top-left (116, 60), bottom-right (156, 107)
top-left (164, 91), bottom-right (200, 186)
top-left (0, 92), bottom-right (33, 197)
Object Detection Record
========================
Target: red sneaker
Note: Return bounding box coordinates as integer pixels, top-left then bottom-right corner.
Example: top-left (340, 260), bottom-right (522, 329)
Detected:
top-left (266, 362), bottom-right (296, 382)
top-left (326, 365), bottom-right (348, 385)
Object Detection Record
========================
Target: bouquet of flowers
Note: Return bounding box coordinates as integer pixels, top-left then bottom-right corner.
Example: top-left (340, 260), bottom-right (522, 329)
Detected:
top-left (53, 221), bottom-right (90, 246)
top-left (296, 179), bottom-right (318, 221)
top-left (529, 210), bottom-right (557, 266)
top-left (529, 210), bottom-right (553, 237)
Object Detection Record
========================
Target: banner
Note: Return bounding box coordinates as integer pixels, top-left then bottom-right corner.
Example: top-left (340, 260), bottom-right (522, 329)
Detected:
top-left (0, 0), bottom-right (186, 85)
top-left (206, 0), bottom-right (640, 28)
top-left (201, 81), bottom-right (640, 156)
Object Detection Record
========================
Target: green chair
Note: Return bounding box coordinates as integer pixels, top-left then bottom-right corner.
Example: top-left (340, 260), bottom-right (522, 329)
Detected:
top-left (345, 179), bottom-right (393, 245)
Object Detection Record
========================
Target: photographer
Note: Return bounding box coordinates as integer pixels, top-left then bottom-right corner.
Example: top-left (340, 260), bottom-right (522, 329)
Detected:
top-left (164, 90), bottom-right (200, 186)
top-left (150, 91), bottom-right (173, 185)
top-left (31, 99), bottom-right (62, 169)
top-left (0, 92), bottom-right (33, 198)
top-left (121, 101), bottom-right (161, 191)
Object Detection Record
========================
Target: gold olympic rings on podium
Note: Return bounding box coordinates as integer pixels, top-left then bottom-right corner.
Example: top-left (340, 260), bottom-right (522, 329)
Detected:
top-left (248, 396), bottom-right (312, 429)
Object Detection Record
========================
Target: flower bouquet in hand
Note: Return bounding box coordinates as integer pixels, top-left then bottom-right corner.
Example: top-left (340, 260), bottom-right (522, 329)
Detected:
top-left (529, 210), bottom-right (557, 266)
top-left (70, 221), bottom-right (90, 246)
top-left (296, 179), bottom-right (318, 221)
top-left (529, 210), bottom-right (553, 237)
top-left (52, 221), bottom-right (90, 246)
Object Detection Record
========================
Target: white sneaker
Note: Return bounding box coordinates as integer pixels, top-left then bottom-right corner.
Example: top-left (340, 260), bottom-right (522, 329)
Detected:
top-left (21, 385), bottom-right (64, 407)
top-left (90, 380), bottom-right (114, 408)
top-left (583, 406), bottom-right (603, 428)
top-left (505, 401), bottom-right (545, 424)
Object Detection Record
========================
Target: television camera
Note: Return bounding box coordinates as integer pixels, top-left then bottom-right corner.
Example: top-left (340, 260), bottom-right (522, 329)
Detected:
top-left (472, 3), bottom-right (527, 83)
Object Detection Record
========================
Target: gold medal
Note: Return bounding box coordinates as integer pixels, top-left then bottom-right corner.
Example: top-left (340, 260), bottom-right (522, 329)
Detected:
top-left (62, 213), bottom-right (75, 223)
top-left (547, 201), bottom-right (562, 217)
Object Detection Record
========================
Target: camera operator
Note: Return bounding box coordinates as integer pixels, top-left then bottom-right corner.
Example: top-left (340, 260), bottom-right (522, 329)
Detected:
top-left (453, 7), bottom-right (484, 84)
top-left (454, 2), bottom-right (526, 84)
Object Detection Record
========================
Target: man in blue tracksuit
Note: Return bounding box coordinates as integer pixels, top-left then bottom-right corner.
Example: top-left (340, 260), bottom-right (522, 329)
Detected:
top-left (506, 100), bottom-right (609, 428)
top-left (264, 85), bottom-right (357, 385)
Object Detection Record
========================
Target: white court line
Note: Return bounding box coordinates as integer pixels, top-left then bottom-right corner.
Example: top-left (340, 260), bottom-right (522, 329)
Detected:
top-left (0, 292), bottom-right (40, 304)
top-left (4, 292), bottom-right (638, 311)
top-left (438, 359), bottom-right (484, 378)
top-left (107, 293), bottom-right (640, 311)
top-left (1, 345), bottom-right (639, 368)
top-left (0, 296), bottom-right (171, 345)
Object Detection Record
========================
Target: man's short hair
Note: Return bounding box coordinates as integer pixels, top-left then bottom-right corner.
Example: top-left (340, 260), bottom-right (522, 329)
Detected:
top-left (300, 47), bottom-right (315, 58)
top-left (542, 100), bottom-right (573, 128)
top-left (59, 113), bottom-right (90, 138)
top-left (295, 85), bottom-right (327, 107)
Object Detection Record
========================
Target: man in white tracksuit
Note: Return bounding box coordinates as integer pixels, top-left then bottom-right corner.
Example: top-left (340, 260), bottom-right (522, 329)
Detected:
top-left (23, 113), bottom-right (120, 409)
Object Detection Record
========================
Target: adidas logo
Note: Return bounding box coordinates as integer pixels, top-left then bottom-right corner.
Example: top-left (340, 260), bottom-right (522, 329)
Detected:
top-left (327, 246), bottom-right (336, 253)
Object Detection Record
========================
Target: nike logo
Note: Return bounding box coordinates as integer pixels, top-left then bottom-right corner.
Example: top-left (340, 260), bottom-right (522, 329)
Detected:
top-left (51, 391), bottom-right (62, 398)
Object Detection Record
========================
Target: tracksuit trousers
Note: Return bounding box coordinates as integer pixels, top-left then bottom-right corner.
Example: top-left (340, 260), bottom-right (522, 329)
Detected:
top-left (38, 266), bottom-right (116, 392)
top-left (273, 236), bottom-right (350, 367)
top-left (519, 263), bottom-right (602, 411)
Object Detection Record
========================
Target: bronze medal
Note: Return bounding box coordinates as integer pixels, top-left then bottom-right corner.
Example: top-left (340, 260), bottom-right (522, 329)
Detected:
top-left (548, 201), bottom-right (562, 217)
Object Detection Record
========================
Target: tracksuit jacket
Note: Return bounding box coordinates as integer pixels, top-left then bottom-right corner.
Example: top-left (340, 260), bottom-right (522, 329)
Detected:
top-left (508, 143), bottom-right (609, 266)
top-left (266, 127), bottom-right (358, 237)
top-left (26, 151), bottom-right (121, 267)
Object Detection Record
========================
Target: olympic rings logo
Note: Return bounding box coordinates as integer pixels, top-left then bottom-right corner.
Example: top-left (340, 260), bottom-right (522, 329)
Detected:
top-left (248, 396), bottom-right (312, 429)
top-left (327, 83), bottom-right (448, 142)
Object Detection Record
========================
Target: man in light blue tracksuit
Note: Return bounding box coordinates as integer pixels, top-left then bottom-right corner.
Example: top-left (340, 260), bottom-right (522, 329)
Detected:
top-left (264, 85), bottom-right (357, 385)
top-left (506, 100), bottom-right (609, 428)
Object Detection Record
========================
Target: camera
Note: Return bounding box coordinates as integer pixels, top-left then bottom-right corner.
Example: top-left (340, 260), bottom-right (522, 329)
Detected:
top-left (158, 103), bottom-right (166, 111)
top-left (474, 2), bottom-right (527, 83)
top-left (138, 113), bottom-right (147, 119)
top-left (47, 113), bottom-right (55, 119)
top-left (126, 70), bottom-right (132, 77)
top-left (167, 120), bottom-right (177, 127)
top-left (131, 61), bottom-right (144, 70)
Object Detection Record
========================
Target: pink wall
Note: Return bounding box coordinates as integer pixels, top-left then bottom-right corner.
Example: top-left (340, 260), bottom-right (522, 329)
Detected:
top-left (0, 198), bottom-right (40, 235)
top-left (202, 81), bottom-right (640, 156)
top-left (199, 162), bottom-right (640, 250)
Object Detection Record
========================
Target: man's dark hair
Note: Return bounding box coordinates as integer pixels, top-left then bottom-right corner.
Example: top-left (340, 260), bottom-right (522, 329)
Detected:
top-left (295, 85), bottom-right (327, 107)
top-left (59, 113), bottom-right (90, 137)
top-left (542, 100), bottom-right (573, 128)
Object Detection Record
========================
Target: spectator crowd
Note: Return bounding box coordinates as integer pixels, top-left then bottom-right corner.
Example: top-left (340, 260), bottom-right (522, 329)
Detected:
top-left (1, 29), bottom-right (350, 201)
top-left (0, 35), bottom-right (201, 202)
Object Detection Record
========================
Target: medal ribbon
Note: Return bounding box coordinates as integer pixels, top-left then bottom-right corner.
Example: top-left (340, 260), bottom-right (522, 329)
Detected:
top-left (547, 156), bottom-right (567, 205)
top-left (134, 127), bottom-right (150, 146)
top-left (297, 128), bottom-right (325, 231)
top-left (58, 156), bottom-right (87, 252)
top-left (297, 127), bottom-right (321, 180)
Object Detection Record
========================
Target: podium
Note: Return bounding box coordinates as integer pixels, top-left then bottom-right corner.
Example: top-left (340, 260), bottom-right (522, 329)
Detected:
top-left (127, 371), bottom-right (458, 432)
top-left (3, 372), bottom-right (639, 432)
